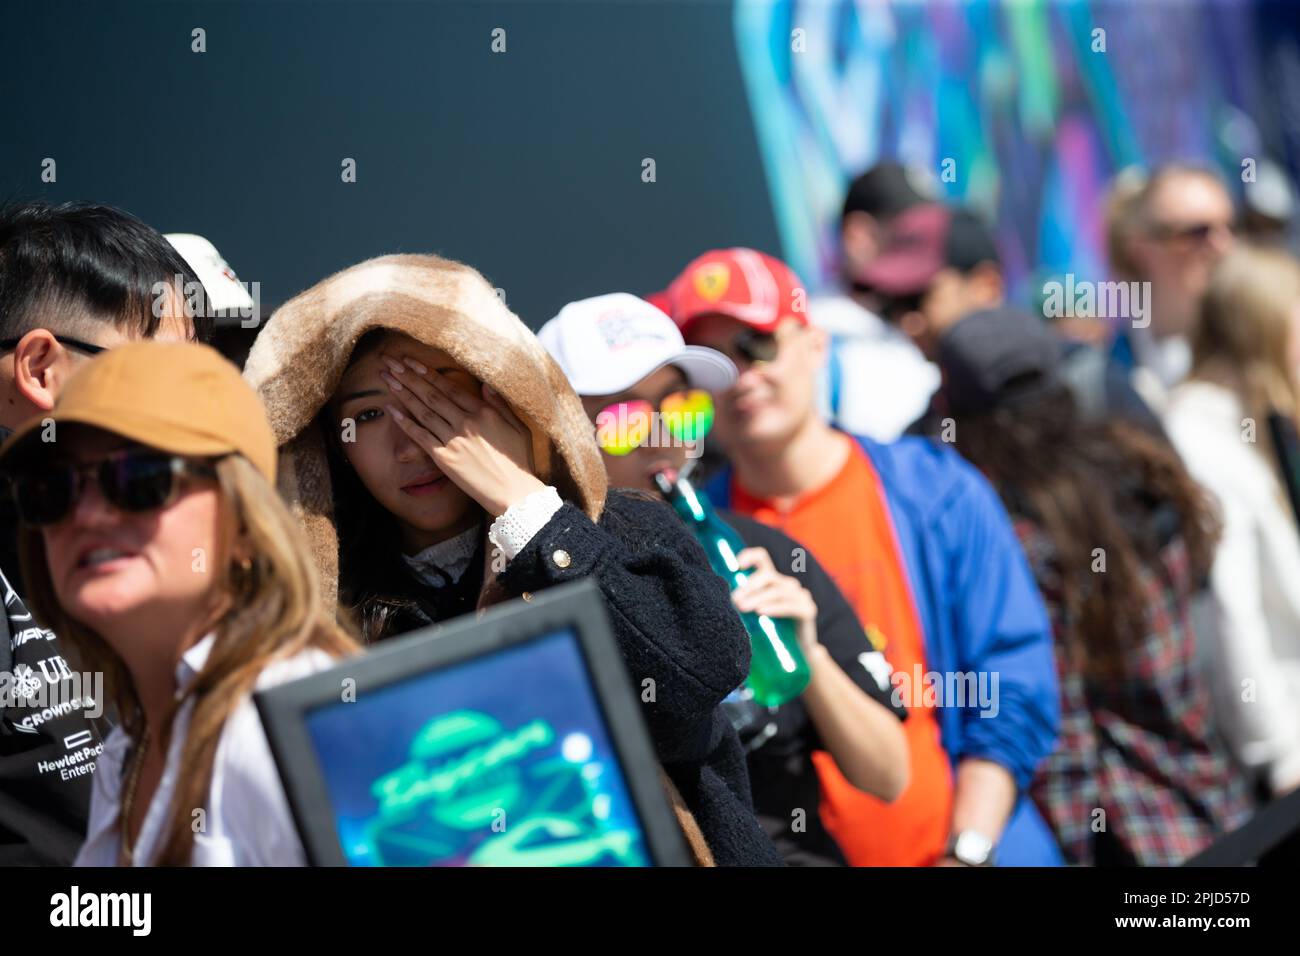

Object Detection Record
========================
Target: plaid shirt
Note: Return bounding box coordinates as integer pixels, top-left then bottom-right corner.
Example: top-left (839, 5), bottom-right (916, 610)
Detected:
top-left (1015, 517), bottom-right (1254, 865)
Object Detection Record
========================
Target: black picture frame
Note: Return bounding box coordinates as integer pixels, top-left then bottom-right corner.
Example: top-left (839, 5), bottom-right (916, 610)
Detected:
top-left (254, 579), bottom-right (692, 867)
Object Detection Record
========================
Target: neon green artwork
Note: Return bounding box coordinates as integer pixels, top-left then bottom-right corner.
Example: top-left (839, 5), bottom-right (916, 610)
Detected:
top-left (362, 709), bottom-right (642, 866)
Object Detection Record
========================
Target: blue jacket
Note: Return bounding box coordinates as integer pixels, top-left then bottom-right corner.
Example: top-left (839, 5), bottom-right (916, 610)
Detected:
top-left (703, 433), bottom-right (1064, 865)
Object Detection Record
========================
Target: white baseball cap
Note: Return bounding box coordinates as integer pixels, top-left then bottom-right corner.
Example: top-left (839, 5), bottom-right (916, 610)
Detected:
top-left (539, 292), bottom-right (737, 397)
top-left (165, 233), bottom-right (254, 312)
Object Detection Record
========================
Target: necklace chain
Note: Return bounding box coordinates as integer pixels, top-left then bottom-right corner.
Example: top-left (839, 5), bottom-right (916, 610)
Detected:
top-left (118, 727), bottom-right (151, 867)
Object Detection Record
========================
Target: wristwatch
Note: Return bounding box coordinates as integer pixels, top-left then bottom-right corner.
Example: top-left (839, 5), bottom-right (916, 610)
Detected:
top-left (945, 830), bottom-right (996, 866)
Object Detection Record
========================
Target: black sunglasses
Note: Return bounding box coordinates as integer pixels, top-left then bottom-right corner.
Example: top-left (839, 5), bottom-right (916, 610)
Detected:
top-left (0, 335), bottom-right (108, 356)
top-left (7, 449), bottom-right (221, 527)
top-left (1148, 220), bottom-right (1236, 244)
top-left (725, 328), bottom-right (780, 366)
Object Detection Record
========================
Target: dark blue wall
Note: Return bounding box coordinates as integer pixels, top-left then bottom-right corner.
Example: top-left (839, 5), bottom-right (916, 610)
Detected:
top-left (2, 0), bottom-right (780, 327)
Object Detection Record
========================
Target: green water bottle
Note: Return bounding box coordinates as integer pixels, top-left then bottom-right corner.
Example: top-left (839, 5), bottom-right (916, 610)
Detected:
top-left (654, 468), bottom-right (812, 707)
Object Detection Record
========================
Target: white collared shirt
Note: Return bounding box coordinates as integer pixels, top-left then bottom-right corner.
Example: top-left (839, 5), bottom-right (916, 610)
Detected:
top-left (75, 633), bottom-right (335, 866)
top-left (1127, 326), bottom-right (1193, 415)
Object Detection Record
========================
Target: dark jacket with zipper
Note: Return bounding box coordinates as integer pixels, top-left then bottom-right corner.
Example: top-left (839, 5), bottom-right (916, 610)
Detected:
top-left (354, 489), bottom-right (784, 867)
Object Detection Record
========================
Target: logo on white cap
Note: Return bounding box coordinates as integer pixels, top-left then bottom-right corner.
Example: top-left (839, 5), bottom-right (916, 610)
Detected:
top-left (596, 308), bottom-right (673, 353)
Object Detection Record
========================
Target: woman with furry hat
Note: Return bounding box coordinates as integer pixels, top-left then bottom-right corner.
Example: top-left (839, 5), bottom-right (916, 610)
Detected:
top-left (244, 254), bottom-right (781, 866)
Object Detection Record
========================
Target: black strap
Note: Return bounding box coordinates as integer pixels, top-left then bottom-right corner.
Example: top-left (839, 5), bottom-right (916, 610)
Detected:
top-left (1266, 412), bottom-right (1300, 531)
top-left (1184, 786), bottom-right (1300, 865)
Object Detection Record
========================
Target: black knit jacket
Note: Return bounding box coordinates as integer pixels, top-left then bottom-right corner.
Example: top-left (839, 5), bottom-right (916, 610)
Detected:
top-left (352, 489), bottom-right (784, 867)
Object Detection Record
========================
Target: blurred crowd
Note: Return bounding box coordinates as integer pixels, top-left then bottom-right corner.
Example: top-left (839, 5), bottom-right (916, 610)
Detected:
top-left (2, 157), bottom-right (1299, 867)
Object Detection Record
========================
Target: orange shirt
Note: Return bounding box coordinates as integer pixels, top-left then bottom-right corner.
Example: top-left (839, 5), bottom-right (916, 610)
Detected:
top-left (731, 435), bottom-right (953, 866)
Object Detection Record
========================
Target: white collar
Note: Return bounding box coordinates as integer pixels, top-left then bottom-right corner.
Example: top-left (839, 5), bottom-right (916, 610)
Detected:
top-left (1130, 326), bottom-right (1191, 388)
top-left (402, 523), bottom-right (482, 588)
top-left (176, 631), bottom-right (218, 696)
top-left (97, 631), bottom-right (217, 763)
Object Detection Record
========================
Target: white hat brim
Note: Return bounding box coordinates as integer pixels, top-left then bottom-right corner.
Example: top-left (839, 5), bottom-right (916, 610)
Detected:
top-left (652, 345), bottom-right (737, 395)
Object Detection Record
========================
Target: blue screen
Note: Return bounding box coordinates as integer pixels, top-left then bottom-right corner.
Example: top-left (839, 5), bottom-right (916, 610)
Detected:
top-left (303, 627), bottom-right (653, 866)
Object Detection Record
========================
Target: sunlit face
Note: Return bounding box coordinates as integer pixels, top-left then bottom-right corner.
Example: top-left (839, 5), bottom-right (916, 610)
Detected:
top-left (581, 365), bottom-right (693, 493)
top-left (919, 268), bottom-right (976, 343)
top-left (886, 263), bottom-right (1003, 359)
top-left (683, 315), bottom-right (823, 449)
top-left (1134, 173), bottom-right (1236, 339)
top-left (330, 331), bottom-right (481, 550)
top-left (40, 428), bottom-right (222, 652)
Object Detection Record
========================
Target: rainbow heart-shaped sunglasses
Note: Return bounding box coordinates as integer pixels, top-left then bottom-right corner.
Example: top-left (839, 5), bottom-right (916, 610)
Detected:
top-left (593, 388), bottom-right (715, 456)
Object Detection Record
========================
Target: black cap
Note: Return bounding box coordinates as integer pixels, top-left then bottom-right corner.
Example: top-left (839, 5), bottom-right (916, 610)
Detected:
top-left (842, 161), bottom-right (934, 222)
top-left (944, 208), bottom-right (1001, 274)
top-left (937, 308), bottom-right (1063, 415)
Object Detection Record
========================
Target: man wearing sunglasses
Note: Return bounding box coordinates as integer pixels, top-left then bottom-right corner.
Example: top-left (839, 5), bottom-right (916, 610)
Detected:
top-left (1111, 163), bottom-right (1237, 412)
top-left (540, 292), bottom-right (911, 865)
top-left (0, 199), bottom-right (211, 865)
top-left (807, 161), bottom-right (942, 443)
top-left (666, 247), bottom-right (1061, 868)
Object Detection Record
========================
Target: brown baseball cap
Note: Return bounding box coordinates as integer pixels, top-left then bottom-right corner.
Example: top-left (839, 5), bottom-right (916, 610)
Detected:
top-left (0, 340), bottom-right (277, 483)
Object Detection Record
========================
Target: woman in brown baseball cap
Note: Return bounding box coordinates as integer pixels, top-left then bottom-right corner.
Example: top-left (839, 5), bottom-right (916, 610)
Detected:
top-left (0, 340), bottom-right (357, 866)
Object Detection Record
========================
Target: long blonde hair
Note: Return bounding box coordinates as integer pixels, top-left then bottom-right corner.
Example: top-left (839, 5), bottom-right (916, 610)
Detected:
top-left (20, 453), bottom-right (359, 865)
top-left (1191, 245), bottom-right (1300, 447)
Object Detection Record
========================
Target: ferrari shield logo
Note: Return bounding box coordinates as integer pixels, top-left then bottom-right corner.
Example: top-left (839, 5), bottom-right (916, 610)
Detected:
top-left (692, 263), bottom-right (731, 302)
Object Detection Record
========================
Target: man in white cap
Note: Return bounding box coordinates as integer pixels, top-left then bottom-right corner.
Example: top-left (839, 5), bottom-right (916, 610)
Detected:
top-left (539, 292), bottom-right (911, 866)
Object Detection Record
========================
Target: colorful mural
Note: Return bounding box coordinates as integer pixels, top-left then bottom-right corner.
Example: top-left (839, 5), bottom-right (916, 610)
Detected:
top-left (733, 0), bottom-right (1300, 301)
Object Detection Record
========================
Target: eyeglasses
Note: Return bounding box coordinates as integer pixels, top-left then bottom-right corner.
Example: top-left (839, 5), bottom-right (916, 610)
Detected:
top-left (6, 449), bottom-right (222, 526)
top-left (1147, 220), bottom-right (1236, 245)
top-left (706, 328), bottom-right (780, 368)
top-left (593, 389), bottom-right (715, 457)
top-left (0, 335), bottom-right (108, 356)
